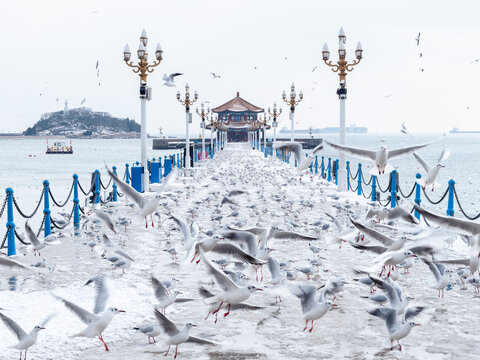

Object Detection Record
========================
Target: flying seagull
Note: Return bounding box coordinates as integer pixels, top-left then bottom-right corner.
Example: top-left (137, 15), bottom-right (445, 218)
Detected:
top-left (400, 122), bottom-right (412, 137)
top-left (80, 98), bottom-right (86, 105)
top-left (163, 73), bottom-right (183, 87)
top-left (415, 32), bottom-right (421, 46)
top-left (413, 149), bottom-right (450, 191)
top-left (275, 142), bottom-right (324, 173)
top-left (323, 140), bottom-right (430, 175)
top-left (210, 73), bottom-right (221, 79)
top-left (312, 66), bottom-right (318, 72)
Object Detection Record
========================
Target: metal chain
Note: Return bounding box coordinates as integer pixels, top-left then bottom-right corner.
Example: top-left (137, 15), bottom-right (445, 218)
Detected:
top-left (0, 227), bottom-right (10, 248)
top-left (0, 196), bottom-right (7, 219)
top-left (361, 187), bottom-right (373, 199)
top-left (100, 175), bottom-right (112, 190)
top-left (77, 180), bottom-right (92, 196)
top-left (36, 213), bottom-right (47, 238)
top-left (12, 186), bottom-right (45, 219)
top-left (350, 167), bottom-right (359, 180)
top-left (422, 186), bottom-right (449, 205)
top-left (349, 177), bottom-right (358, 192)
top-left (49, 181), bottom-right (74, 208)
top-left (362, 173), bottom-right (373, 186)
top-left (376, 177), bottom-right (390, 193)
top-left (14, 229), bottom-right (31, 245)
top-left (377, 197), bottom-right (391, 207)
top-left (453, 185), bottom-right (480, 220)
top-left (51, 217), bottom-right (70, 230)
top-left (398, 182), bottom-right (416, 199)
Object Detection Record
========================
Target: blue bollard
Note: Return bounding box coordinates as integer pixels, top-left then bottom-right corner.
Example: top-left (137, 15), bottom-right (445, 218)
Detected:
top-left (357, 164), bottom-right (363, 196)
top-left (112, 167), bottom-right (118, 202)
top-left (159, 158), bottom-right (163, 179)
top-left (125, 163), bottom-right (130, 184)
top-left (321, 156), bottom-right (325, 178)
top-left (390, 170), bottom-right (397, 208)
top-left (335, 159), bottom-right (339, 185)
top-left (150, 161), bottom-right (160, 184)
top-left (131, 165), bottom-right (143, 193)
top-left (177, 153), bottom-right (180, 166)
top-left (5, 188), bottom-right (15, 256)
top-left (43, 180), bottom-right (52, 238)
top-left (327, 158), bottom-right (332, 182)
top-left (295, 157), bottom-right (297, 167)
top-left (164, 158), bottom-right (172, 177)
top-left (309, 156), bottom-right (313, 173)
top-left (73, 174), bottom-right (80, 229)
top-left (346, 161), bottom-right (350, 190)
top-left (315, 156), bottom-right (318, 174)
top-left (446, 179), bottom-right (455, 216)
top-left (94, 170), bottom-right (100, 204)
top-left (371, 175), bottom-right (377, 201)
top-left (414, 173), bottom-right (422, 219)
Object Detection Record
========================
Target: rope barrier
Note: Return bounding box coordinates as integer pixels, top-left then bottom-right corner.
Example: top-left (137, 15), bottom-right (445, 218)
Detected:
top-left (376, 177), bottom-right (391, 193)
top-left (0, 227), bottom-right (9, 249)
top-left (78, 179), bottom-right (93, 196)
top-left (350, 168), bottom-right (359, 180)
top-left (12, 187), bottom-right (44, 219)
top-left (398, 182), bottom-right (416, 199)
top-left (0, 197), bottom-right (7, 219)
top-left (36, 213), bottom-right (47, 238)
top-left (49, 181), bottom-right (74, 208)
top-left (453, 185), bottom-right (480, 220)
top-left (361, 173), bottom-right (373, 186)
top-left (422, 187), bottom-right (449, 205)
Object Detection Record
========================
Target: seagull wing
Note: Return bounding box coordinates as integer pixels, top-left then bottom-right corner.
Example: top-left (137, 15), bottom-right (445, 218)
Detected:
top-left (170, 215), bottom-right (192, 244)
top-left (151, 276), bottom-right (168, 301)
top-left (325, 213), bottom-right (344, 232)
top-left (210, 243), bottom-right (266, 265)
top-left (436, 258), bottom-right (470, 266)
top-left (0, 313), bottom-right (27, 341)
top-left (367, 307), bottom-right (398, 335)
top-left (55, 296), bottom-right (96, 325)
top-left (387, 207), bottom-right (419, 224)
top-left (93, 274), bottom-right (110, 314)
top-left (25, 222), bottom-right (41, 247)
top-left (275, 142), bottom-right (303, 164)
top-left (350, 243), bottom-right (387, 254)
top-left (157, 167), bottom-right (178, 193)
top-left (267, 256), bottom-right (281, 280)
top-left (349, 218), bottom-right (394, 246)
top-left (201, 252), bottom-right (238, 292)
top-left (413, 152), bottom-right (431, 173)
top-left (388, 143), bottom-right (430, 159)
top-left (269, 230), bottom-right (317, 241)
top-left (311, 143), bottom-right (324, 155)
top-left (415, 205), bottom-right (480, 236)
top-left (221, 231), bottom-right (258, 256)
top-left (187, 336), bottom-right (216, 345)
top-left (92, 209), bottom-right (117, 233)
top-left (230, 303), bottom-right (265, 311)
top-left (288, 283), bottom-right (317, 314)
top-left (408, 244), bottom-right (437, 257)
top-left (113, 249), bottom-right (135, 262)
top-left (368, 275), bottom-right (400, 308)
top-left (0, 256), bottom-right (30, 270)
top-left (170, 73), bottom-right (183, 78)
top-left (154, 308), bottom-right (179, 336)
top-left (324, 140), bottom-right (376, 161)
top-left (420, 257), bottom-right (442, 282)
top-left (437, 149), bottom-right (450, 165)
top-left (106, 166), bottom-right (145, 208)
top-left (402, 305), bottom-right (428, 324)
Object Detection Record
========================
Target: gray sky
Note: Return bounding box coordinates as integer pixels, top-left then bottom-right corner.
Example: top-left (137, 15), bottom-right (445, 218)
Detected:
top-left (1, 0), bottom-right (480, 135)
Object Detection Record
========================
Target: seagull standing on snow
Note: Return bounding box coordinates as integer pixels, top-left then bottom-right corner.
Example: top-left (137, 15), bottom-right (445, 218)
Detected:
top-left (413, 149), bottom-right (450, 191)
top-left (324, 140), bottom-right (430, 175)
top-left (163, 73), bottom-right (183, 87)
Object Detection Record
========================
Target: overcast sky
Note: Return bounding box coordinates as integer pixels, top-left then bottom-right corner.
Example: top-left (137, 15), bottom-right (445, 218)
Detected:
top-left (1, 0), bottom-right (480, 135)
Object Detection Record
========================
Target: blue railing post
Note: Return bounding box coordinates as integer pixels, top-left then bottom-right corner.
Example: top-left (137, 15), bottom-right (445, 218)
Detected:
top-left (315, 156), bottom-right (318, 174)
top-left (357, 164), bottom-right (362, 196)
top-left (43, 180), bottom-right (52, 238)
top-left (73, 174), bottom-right (80, 230)
top-left (414, 173), bottom-right (422, 219)
top-left (5, 188), bottom-right (15, 256)
top-left (371, 175), bottom-right (377, 201)
top-left (327, 158), bottom-right (332, 182)
top-left (112, 167), bottom-right (118, 202)
top-left (346, 161), bottom-right (350, 190)
top-left (125, 163), bottom-right (130, 185)
top-left (94, 170), bottom-right (100, 204)
top-left (295, 157), bottom-right (297, 167)
top-left (335, 159), bottom-right (339, 185)
top-left (390, 170), bottom-right (397, 208)
top-left (446, 179), bottom-right (455, 216)
top-left (321, 156), bottom-right (325, 178)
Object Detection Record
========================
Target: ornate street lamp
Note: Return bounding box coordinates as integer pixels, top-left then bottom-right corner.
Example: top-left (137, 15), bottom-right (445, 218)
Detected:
top-left (176, 83), bottom-right (198, 169)
top-left (322, 26), bottom-right (363, 192)
top-left (196, 102), bottom-right (210, 160)
top-left (123, 29), bottom-right (163, 191)
top-left (282, 83), bottom-right (303, 142)
top-left (268, 102), bottom-right (282, 149)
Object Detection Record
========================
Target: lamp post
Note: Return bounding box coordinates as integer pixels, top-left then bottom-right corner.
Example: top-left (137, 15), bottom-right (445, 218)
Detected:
top-left (176, 83), bottom-right (198, 169)
top-left (309, 125), bottom-right (314, 139)
top-left (196, 102), bottom-right (210, 160)
top-left (259, 113), bottom-right (270, 150)
top-left (282, 83), bottom-right (303, 142)
top-left (268, 102), bottom-right (282, 149)
top-left (207, 114), bottom-right (217, 152)
top-left (322, 26), bottom-right (363, 192)
top-left (123, 29), bottom-right (163, 192)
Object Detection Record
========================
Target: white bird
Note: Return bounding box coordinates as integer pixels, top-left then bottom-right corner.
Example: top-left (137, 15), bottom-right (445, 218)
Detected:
top-left (420, 257), bottom-right (450, 298)
top-left (210, 72), bottom-right (221, 79)
top-left (163, 73), bottom-right (183, 87)
top-left (151, 276), bottom-right (184, 314)
top-left (24, 222), bottom-right (45, 256)
top-left (275, 142), bottom-right (324, 174)
top-left (368, 276), bottom-right (413, 315)
top-left (107, 166), bottom-right (177, 228)
top-left (368, 305), bottom-right (426, 351)
top-left (154, 309), bottom-right (214, 359)
top-left (413, 149), bottom-right (450, 191)
top-left (91, 209), bottom-right (117, 234)
top-left (133, 323), bottom-right (161, 344)
top-left (55, 274), bottom-right (125, 351)
top-left (415, 32), bottom-right (421, 46)
top-left (0, 312), bottom-right (53, 360)
top-left (288, 283), bottom-right (336, 332)
top-left (80, 97), bottom-right (86, 105)
top-left (324, 140), bottom-right (430, 175)
top-left (201, 252), bottom-right (262, 319)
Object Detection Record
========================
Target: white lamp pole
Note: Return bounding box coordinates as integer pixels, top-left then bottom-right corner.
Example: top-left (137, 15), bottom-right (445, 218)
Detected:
top-left (282, 83), bottom-right (303, 143)
top-left (268, 102), bottom-right (282, 149)
top-left (176, 83), bottom-right (198, 169)
top-left (196, 102), bottom-right (210, 159)
top-left (322, 27), bottom-right (363, 191)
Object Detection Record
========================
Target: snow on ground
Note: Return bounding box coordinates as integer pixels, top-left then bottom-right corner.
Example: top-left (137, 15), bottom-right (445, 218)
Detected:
top-left (0, 143), bottom-right (478, 359)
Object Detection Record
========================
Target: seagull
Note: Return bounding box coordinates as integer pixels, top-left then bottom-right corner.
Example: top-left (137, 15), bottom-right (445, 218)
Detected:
top-left (91, 209), bottom-right (117, 234)
top-left (288, 283), bottom-right (336, 332)
top-left (0, 256), bottom-right (30, 270)
top-left (420, 257), bottom-right (450, 298)
top-left (95, 60), bottom-right (99, 69)
top-left (325, 213), bottom-right (356, 248)
top-left (54, 274), bottom-right (125, 351)
top-left (24, 222), bottom-right (45, 256)
top-left (312, 66), bottom-right (318, 72)
top-left (151, 276), bottom-right (189, 314)
top-left (436, 247), bottom-right (480, 280)
top-left (133, 323), bottom-right (161, 344)
top-left (368, 305), bottom-right (426, 351)
top-left (210, 72), bottom-right (221, 79)
top-left (154, 309), bottom-right (214, 359)
top-left (419, 68), bottom-right (425, 72)
top-left (80, 98), bottom-right (86, 105)
top-left (367, 275), bottom-right (413, 315)
top-left (413, 149), bottom-right (450, 191)
top-left (400, 122), bottom-right (412, 136)
top-left (275, 142), bottom-right (324, 174)
top-left (163, 73), bottom-right (183, 87)
top-left (469, 59), bottom-right (479, 65)
top-left (0, 312), bottom-right (53, 360)
top-left (201, 252), bottom-right (262, 319)
top-left (106, 166), bottom-right (177, 227)
top-left (415, 32), bottom-right (421, 46)
top-left (324, 140), bottom-right (430, 175)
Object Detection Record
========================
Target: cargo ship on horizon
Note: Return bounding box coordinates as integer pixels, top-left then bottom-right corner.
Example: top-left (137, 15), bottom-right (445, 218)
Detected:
top-left (279, 124), bottom-right (368, 134)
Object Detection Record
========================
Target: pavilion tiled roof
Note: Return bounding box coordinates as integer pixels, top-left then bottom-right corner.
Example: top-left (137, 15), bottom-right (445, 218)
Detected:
top-left (212, 92), bottom-right (264, 113)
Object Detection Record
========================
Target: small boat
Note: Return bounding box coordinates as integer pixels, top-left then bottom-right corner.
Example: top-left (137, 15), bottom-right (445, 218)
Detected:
top-left (46, 140), bottom-right (73, 154)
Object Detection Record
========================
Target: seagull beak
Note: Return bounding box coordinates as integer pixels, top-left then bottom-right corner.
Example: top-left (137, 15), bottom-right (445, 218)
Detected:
top-left (192, 323), bottom-right (198, 327)
top-left (332, 304), bottom-right (338, 307)
top-left (39, 327), bottom-right (46, 330)
top-left (415, 324), bottom-right (421, 327)
top-left (119, 310), bottom-right (126, 313)
top-left (256, 288), bottom-right (263, 291)
top-left (412, 255), bottom-right (418, 258)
